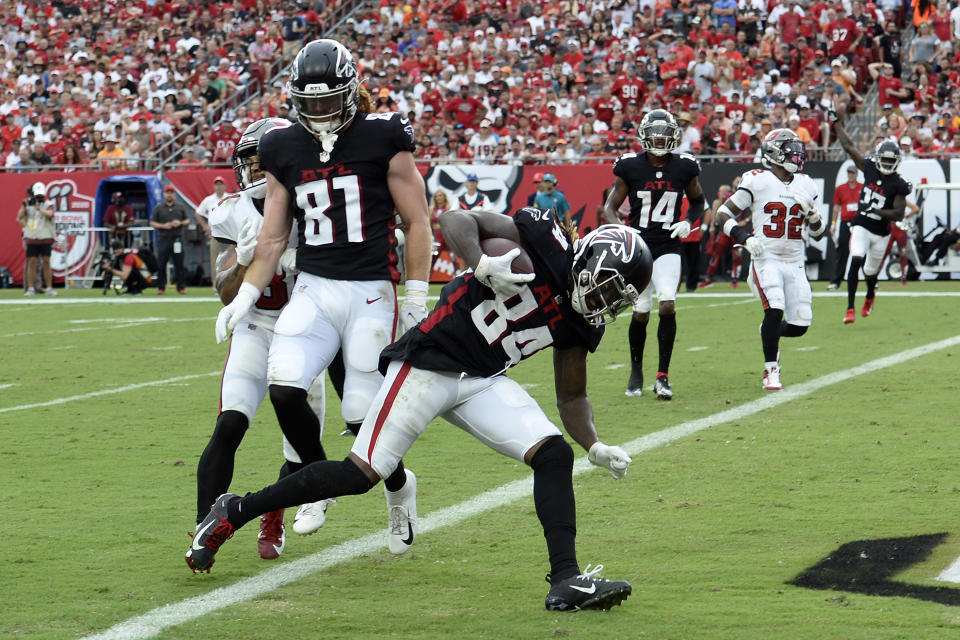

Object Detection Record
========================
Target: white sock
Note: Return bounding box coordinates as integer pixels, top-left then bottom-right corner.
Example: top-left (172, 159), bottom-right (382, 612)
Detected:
top-left (765, 361), bottom-right (778, 372)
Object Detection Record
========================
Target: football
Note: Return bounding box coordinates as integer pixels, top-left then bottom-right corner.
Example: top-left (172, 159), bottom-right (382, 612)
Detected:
top-left (480, 237), bottom-right (535, 274)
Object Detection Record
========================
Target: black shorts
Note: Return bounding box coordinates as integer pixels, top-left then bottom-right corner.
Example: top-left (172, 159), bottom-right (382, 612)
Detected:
top-left (25, 243), bottom-right (53, 257)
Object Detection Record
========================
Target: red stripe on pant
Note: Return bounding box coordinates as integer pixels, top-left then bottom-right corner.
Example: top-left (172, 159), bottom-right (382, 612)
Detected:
top-left (367, 361), bottom-right (412, 461)
top-left (752, 266), bottom-right (770, 310)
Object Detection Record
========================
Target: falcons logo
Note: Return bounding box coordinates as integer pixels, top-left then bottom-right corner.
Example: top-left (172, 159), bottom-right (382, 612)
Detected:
top-left (588, 225), bottom-right (641, 262)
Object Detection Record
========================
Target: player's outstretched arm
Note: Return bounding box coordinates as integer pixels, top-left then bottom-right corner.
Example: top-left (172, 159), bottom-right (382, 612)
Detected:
top-left (602, 178), bottom-right (629, 225)
top-left (553, 346), bottom-right (631, 479)
top-left (827, 112), bottom-right (866, 172)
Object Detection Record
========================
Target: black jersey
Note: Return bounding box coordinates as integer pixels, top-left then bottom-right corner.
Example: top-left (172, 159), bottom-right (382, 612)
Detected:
top-left (258, 112), bottom-right (416, 282)
top-left (613, 151), bottom-right (700, 253)
top-left (851, 159), bottom-right (912, 236)
top-left (379, 208), bottom-right (604, 377)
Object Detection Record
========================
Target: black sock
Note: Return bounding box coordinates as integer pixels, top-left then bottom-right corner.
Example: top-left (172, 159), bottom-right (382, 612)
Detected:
top-left (657, 313), bottom-right (677, 375)
top-left (628, 316), bottom-right (647, 372)
top-left (865, 274), bottom-right (878, 299)
top-left (196, 410), bottom-right (248, 524)
top-left (779, 322), bottom-right (808, 338)
top-left (383, 459), bottom-right (407, 492)
top-left (530, 436), bottom-right (579, 584)
top-left (269, 385), bottom-right (326, 464)
top-left (232, 458), bottom-right (375, 528)
top-left (345, 422), bottom-right (361, 436)
top-left (761, 308), bottom-right (784, 363)
top-left (847, 257), bottom-right (864, 310)
top-left (328, 350), bottom-right (346, 401)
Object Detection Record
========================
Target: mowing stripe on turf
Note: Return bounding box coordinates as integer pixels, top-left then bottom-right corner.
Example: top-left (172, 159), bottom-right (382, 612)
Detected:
top-left (0, 372), bottom-right (219, 415)
top-left (79, 333), bottom-right (960, 640)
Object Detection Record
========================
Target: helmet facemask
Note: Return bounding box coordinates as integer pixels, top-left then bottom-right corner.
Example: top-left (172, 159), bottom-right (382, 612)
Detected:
top-left (570, 254), bottom-right (640, 326)
top-left (875, 144), bottom-right (901, 175)
top-left (232, 140), bottom-right (266, 198)
top-left (290, 78), bottom-right (359, 155)
top-left (640, 122), bottom-right (679, 157)
top-left (779, 139), bottom-right (806, 173)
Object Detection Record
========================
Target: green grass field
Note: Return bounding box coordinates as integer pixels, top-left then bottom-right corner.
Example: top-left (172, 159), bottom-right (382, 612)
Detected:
top-left (2, 283), bottom-right (959, 640)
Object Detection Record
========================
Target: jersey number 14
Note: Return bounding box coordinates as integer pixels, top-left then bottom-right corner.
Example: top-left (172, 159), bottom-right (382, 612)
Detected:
top-left (295, 176), bottom-right (364, 246)
top-left (633, 190), bottom-right (677, 228)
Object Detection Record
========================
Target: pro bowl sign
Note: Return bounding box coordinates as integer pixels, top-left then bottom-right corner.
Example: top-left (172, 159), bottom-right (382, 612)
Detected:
top-left (47, 179), bottom-right (97, 278)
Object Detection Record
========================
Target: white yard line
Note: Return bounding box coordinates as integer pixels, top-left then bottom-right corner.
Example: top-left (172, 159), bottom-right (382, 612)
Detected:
top-left (0, 316), bottom-right (214, 338)
top-left (0, 296), bottom-right (443, 306)
top-left (79, 333), bottom-right (960, 640)
top-left (0, 372), bottom-right (219, 415)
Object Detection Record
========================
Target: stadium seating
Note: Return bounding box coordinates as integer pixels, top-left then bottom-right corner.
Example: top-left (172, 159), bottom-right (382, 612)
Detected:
top-left (1, 0), bottom-right (954, 171)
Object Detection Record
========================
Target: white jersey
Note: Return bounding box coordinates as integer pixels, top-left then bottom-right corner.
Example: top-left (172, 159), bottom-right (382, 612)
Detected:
top-left (209, 190), bottom-right (297, 318)
top-left (195, 192), bottom-right (221, 222)
top-left (737, 168), bottom-right (819, 262)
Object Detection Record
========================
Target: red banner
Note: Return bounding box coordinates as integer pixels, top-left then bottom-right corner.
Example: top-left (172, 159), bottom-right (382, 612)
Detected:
top-left (1, 172), bottom-right (106, 285)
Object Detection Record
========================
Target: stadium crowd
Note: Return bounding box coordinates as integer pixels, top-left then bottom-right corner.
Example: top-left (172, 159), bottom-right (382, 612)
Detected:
top-left (3, 0), bottom-right (960, 172)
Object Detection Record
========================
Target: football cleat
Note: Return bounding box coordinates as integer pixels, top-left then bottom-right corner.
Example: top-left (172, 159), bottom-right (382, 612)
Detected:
top-left (386, 469), bottom-right (418, 554)
top-left (624, 367), bottom-right (643, 397)
top-left (258, 509), bottom-right (285, 560)
top-left (653, 374), bottom-right (673, 400)
top-left (545, 564), bottom-right (632, 611)
top-left (697, 279), bottom-right (714, 289)
top-left (827, 282), bottom-right (840, 291)
top-left (843, 308), bottom-right (855, 324)
top-left (292, 498), bottom-right (336, 535)
top-left (186, 493), bottom-right (239, 573)
top-left (763, 366), bottom-right (782, 391)
top-left (730, 279), bottom-right (738, 288)
top-left (861, 295), bottom-right (875, 317)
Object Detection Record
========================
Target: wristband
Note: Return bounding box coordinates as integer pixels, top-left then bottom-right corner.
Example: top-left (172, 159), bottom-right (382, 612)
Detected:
top-left (404, 279), bottom-right (429, 293)
top-left (238, 281), bottom-right (261, 300)
top-left (722, 218), bottom-right (738, 237)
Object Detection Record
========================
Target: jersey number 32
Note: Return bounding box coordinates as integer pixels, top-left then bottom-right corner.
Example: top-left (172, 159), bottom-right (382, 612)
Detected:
top-left (762, 202), bottom-right (804, 239)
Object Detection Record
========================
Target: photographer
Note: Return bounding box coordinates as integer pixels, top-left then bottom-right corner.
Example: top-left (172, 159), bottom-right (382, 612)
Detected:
top-left (100, 240), bottom-right (153, 295)
top-left (16, 182), bottom-right (56, 296)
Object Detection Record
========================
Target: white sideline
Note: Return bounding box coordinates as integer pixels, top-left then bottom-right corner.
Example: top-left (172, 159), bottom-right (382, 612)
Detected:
top-left (79, 333), bottom-right (960, 640)
top-left (0, 372), bottom-right (219, 415)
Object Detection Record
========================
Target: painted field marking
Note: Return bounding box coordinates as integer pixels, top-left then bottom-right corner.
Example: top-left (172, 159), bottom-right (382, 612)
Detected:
top-left (0, 316), bottom-right (214, 339)
top-left (0, 372), bottom-right (219, 415)
top-left (79, 333), bottom-right (960, 640)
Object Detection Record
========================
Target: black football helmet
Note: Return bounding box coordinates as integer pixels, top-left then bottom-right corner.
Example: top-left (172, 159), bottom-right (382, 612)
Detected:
top-left (874, 139), bottom-right (901, 175)
top-left (571, 225), bottom-right (652, 326)
top-left (638, 109), bottom-right (681, 157)
top-left (289, 39), bottom-right (360, 140)
top-left (232, 117), bottom-right (290, 198)
top-left (760, 128), bottom-right (806, 173)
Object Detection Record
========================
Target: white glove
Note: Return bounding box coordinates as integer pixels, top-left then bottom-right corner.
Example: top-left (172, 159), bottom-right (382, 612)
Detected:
top-left (215, 282), bottom-right (259, 343)
top-left (235, 216), bottom-right (263, 267)
top-left (276, 247), bottom-right (298, 275)
top-left (744, 235), bottom-right (765, 257)
top-left (793, 189), bottom-right (816, 215)
top-left (474, 249), bottom-right (535, 297)
top-left (588, 441), bottom-right (632, 480)
top-left (399, 280), bottom-right (429, 333)
top-left (669, 220), bottom-right (691, 239)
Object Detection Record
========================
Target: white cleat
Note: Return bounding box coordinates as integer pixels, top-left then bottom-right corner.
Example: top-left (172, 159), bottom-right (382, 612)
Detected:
top-left (763, 366), bottom-right (782, 391)
top-left (292, 498), bottom-right (336, 535)
top-left (385, 469), bottom-right (417, 554)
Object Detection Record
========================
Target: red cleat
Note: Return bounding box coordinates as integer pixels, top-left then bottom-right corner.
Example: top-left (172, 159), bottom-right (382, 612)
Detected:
top-left (861, 296), bottom-right (875, 317)
top-left (843, 308), bottom-right (855, 324)
top-left (697, 279), bottom-right (714, 289)
top-left (730, 280), bottom-right (739, 288)
top-left (258, 509), bottom-right (286, 560)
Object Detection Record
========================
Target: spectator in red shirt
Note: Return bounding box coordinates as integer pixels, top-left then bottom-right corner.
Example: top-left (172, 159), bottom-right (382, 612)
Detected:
top-left (611, 66), bottom-right (644, 108)
top-left (1, 113), bottom-right (21, 153)
top-left (824, 11), bottom-right (860, 58)
top-left (870, 62), bottom-right (911, 108)
top-left (444, 84), bottom-right (484, 127)
top-left (209, 119), bottom-right (241, 163)
top-left (828, 165), bottom-right (863, 289)
top-left (591, 85), bottom-right (621, 125)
